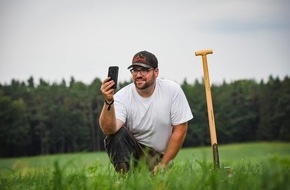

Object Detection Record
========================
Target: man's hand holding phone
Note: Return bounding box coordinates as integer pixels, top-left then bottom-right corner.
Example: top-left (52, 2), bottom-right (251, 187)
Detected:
top-left (100, 66), bottom-right (119, 110)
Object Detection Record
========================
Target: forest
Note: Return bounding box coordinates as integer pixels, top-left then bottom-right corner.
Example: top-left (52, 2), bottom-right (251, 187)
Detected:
top-left (0, 75), bottom-right (289, 157)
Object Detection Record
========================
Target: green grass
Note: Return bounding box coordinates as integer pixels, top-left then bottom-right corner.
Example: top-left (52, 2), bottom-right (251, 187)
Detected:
top-left (0, 142), bottom-right (290, 190)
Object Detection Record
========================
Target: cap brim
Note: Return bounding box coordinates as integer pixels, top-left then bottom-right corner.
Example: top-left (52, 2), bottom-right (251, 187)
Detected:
top-left (127, 63), bottom-right (152, 69)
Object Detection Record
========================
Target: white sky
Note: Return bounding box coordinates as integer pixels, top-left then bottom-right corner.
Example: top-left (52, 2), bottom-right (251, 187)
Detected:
top-left (0, 0), bottom-right (289, 85)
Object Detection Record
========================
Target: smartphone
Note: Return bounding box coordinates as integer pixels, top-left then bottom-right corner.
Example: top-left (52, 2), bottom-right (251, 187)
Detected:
top-left (107, 66), bottom-right (119, 89)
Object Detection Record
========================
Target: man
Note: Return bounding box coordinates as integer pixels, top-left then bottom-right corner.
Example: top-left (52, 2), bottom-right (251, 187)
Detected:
top-left (99, 50), bottom-right (193, 174)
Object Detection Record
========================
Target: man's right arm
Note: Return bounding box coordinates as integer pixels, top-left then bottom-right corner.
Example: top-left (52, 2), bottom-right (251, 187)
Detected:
top-left (99, 77), bottom-right (122, 135)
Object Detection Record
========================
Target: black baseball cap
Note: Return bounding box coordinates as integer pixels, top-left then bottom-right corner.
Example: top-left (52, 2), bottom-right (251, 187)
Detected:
top-left (127, 51), bottom-right (158, 69)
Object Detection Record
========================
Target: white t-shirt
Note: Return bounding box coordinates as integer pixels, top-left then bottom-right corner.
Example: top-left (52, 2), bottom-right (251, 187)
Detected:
top-left (114, 78), bottom-right (193, 153)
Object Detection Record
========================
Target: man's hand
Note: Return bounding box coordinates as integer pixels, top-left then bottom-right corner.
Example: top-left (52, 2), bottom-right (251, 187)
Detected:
top-left (100, 77), bottom-right (115, 102)
top-left (153, 162), bottom-right (166, 175)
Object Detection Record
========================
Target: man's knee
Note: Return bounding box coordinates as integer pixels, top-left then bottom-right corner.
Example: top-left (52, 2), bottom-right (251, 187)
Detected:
top-left (104, 127), bottom-right (141, 172)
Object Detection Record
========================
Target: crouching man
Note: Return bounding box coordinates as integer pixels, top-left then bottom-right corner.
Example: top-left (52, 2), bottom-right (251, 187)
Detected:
top-left (99, 50), bottom-right (193, 174)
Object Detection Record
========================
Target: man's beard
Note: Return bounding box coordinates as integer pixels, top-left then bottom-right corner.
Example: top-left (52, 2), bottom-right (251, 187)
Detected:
top-left (134, 75), bottom-right (155, 90)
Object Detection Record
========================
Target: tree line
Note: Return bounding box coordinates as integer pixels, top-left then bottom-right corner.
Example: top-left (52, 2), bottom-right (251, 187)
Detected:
top-left (0, 76), bottom-right (289, 157)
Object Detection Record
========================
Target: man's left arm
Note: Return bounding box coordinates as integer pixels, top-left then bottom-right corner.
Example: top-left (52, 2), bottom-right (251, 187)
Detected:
top-left (159, 122), bottom-right (188, 169)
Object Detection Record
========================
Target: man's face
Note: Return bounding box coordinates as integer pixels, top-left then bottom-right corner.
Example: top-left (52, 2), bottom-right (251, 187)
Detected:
top-left (130, 66), bottom-right (158, 90)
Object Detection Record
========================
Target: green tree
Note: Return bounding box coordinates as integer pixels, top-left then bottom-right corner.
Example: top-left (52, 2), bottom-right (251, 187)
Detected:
top-left (258, 76), bottom-right (290, 141)
top-left (181, 79), bottom-right (209, 146)
top-left (0, 92), bottom-right (30, 157)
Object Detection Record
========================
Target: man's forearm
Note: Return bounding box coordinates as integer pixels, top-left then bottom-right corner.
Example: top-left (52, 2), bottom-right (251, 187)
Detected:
top-left (161, 123), bottom-right (188, 167)
top-left (99, 102), bottom-right (117, 135)
top-left (99, 77), bottom-right (117, 135)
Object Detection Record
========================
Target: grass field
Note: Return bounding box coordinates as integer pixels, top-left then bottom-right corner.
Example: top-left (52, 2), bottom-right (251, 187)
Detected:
top-left (0, 142), bottom-right (289, 190)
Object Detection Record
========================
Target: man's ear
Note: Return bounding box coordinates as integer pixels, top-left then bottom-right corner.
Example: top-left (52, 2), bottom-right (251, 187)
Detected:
top-left (154, 68), bottom-right (159, 77)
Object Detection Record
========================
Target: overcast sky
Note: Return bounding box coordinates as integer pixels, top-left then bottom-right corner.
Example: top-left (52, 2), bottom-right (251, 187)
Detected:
top-left (0, 0), bottom-right (289, 85)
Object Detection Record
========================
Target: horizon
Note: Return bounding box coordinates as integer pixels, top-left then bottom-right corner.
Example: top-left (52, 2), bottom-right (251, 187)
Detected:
top-left (1, 73), bottom-right (288, 87)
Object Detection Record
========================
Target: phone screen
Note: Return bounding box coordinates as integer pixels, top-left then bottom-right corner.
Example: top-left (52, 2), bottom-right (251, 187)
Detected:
top-left (108, 66), bottom-right (119, 89)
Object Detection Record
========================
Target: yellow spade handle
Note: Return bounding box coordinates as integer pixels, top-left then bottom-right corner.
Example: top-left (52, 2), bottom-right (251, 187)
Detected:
top-left (195, 49), bottom-right (217, 145)
top-left (195, 49), bottom-right (220, 169)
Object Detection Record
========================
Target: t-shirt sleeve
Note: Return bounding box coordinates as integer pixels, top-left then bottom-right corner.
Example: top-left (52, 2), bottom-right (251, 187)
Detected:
top-left (171, 84), bottom-right (193, 126)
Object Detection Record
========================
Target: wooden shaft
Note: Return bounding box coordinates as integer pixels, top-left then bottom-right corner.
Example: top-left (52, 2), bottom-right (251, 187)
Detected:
top-left (195, 49), bottom-right (220, 169)
top-left (195, 49), bottom-right (217, 145)
top-left (202, 56), bottom-right (217, 145)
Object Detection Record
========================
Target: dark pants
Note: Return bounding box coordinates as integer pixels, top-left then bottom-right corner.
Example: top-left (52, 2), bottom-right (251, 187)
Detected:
top-left (104, 127), bottom-right (163, 173)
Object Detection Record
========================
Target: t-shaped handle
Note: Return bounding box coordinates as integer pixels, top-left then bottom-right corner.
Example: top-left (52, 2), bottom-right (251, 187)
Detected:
top-left (195, 49), bottom-right (213, 56)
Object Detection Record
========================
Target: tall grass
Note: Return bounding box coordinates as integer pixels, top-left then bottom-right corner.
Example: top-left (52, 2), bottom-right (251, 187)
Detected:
top-left (0, 142), bottom-right (289, 190)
